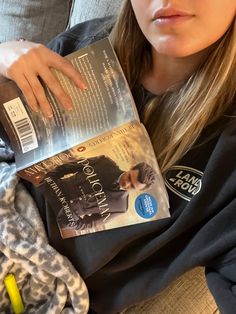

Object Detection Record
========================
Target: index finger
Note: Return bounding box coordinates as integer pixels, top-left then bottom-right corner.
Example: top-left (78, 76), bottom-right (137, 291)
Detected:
top-left (46, 49), bottom-right (87, 90)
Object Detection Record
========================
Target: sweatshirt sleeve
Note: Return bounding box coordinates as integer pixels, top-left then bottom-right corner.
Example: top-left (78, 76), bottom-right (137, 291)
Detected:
top-left (205, 248), bottom-right (236, 314)
top-left (46, 16), bottom-right (115, 56)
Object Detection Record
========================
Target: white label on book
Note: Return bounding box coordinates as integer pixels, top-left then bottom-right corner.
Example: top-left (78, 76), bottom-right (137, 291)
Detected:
top-left (3, 97), bottom-right (38, 153)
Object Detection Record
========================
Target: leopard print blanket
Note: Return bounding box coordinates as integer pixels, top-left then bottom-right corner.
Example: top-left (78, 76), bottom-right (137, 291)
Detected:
top-left (0, 138), bottom-right (89, 313)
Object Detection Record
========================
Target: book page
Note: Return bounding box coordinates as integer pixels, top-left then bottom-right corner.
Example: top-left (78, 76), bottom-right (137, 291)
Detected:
top-left (19, 122), bottom-right (170, 238)
top-left (0, 38), bottom-right (138, 171)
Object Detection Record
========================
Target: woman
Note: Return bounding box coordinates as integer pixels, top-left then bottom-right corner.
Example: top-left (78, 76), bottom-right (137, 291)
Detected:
top-left (0, 1), bottom-right (235, 313)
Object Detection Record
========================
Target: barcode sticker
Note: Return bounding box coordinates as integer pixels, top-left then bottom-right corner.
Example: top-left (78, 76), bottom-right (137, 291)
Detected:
top-left (3, 97), bottom-right (38, 153)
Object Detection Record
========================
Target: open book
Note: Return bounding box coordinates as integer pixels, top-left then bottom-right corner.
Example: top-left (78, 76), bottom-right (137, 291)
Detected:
top-left (0, 38), bottom-right (170, 238)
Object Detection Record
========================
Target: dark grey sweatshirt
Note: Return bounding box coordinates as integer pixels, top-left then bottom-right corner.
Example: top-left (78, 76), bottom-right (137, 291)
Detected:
top-left (28, 16), bottom-right (236, 314)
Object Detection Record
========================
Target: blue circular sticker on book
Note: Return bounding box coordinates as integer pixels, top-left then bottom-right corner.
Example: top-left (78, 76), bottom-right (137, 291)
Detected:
top-left (135, 194), bottom-right (158, 219)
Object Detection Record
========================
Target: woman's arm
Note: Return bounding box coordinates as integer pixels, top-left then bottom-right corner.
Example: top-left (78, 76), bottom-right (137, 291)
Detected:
top-left (0, 41), bottom-right (86, 118)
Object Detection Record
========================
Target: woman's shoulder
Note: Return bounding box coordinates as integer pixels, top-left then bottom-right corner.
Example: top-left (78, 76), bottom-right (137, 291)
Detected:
top-left (47, 15), bottom-right (116, 56)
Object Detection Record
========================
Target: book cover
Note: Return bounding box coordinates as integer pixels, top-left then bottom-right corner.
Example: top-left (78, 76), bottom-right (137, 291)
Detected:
top-left (0, 38), bottom-right (170, 238)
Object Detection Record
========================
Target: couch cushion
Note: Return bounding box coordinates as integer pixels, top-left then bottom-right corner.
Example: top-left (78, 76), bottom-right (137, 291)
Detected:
top-left (0, 0), bottom-right (73, 44)
top-left (69, 0), bottom-right (122, 27)
top-left (124, 267), bottom-right (219, 314)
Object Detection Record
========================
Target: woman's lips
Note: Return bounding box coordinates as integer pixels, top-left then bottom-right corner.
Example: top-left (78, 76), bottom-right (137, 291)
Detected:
top-left (152, 8), bottom-right (194, 26)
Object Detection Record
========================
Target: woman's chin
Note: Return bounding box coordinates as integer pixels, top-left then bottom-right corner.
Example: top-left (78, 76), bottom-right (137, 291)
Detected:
top-left (152, 39), bottom-right (197, 58)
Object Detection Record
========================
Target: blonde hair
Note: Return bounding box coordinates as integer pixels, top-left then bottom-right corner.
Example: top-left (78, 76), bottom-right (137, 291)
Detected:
top-left (110, 0), bottom-right (236, 173)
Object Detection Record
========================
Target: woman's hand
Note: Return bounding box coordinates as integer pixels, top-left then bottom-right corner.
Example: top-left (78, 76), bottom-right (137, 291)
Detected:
top-left (0, 41), bottom-right (86, 118)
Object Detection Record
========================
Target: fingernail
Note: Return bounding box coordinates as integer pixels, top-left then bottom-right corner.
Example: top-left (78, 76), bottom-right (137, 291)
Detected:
top-left (63, 99), bottom-right (73, 110)
top-left (33, 107), bottom-right (40, 113)
top-left (65, 104), bottom-right (73, 111)
top-left (46, 109), bottom-right (53, 118)
top-left (80, 82), bottom-right (87, 90)
top-left (30, 103), bottom-right (39, 113)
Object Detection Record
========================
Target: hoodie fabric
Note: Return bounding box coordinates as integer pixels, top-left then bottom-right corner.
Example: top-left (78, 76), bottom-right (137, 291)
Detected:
top-left (43, 16), bottom-right (236, 314)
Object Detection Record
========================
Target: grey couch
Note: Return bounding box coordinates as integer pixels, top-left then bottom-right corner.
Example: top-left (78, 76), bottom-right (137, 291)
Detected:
top-left (0, 0), bottom-right (219, 313)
